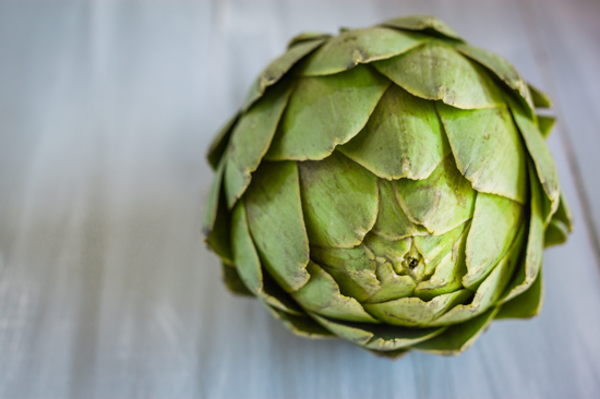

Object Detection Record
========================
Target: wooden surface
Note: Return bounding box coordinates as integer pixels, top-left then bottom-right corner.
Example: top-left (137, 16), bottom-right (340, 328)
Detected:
top-left (1, 1), bottom-right (599, 398)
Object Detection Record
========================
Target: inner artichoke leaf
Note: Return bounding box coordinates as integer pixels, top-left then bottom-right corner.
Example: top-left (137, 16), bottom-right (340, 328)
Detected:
top-left (309, 313), bottom-right (447, 351)
top-left (498, 166), bottom-right (545, 304)
top-left (362, 289), bottom-right (472, 327)
top-left (298, 27), bottom-right (428, 76)
top-left (265, 65), bottom-right (390, 161)
top-left (393, 154), bottom-right (476, 235)
top-left (338, 84), bottom-right (450, 181)
top-left (506, 94), bottom-right (560, 213)
top-left (412, 307), bottom-right (499, 355)
top-left (242, 38), bottom-right (327, 111)
top-left (380, 15), bottom-right (463, 41)
top-left (292, 261), bottom-right (379, 323)
top-left (463, 192), bottom-right (524, 289)
top-left (266, 306), bottom-right (334, 339)
top-left (495, 269), bottom-right (543, 319)
top-left (430, 225), bottom-right (526, 326)
top-left (225, 79), bottom-right (294, 208)
top-left (298, 151), bottom-right (379, 248)
top-left (413, 219), bottom-right (471, 277)
top-left (203, 158), bottom-right (232, 263)
top-left (231, 202), bottom-right (304, 315)
top-left (437, 103), bottom-right (528, 204)
top-left (373, 41), bottom-right (505, 109)
top-left (414, 224), bottom-right (470, 301)
top-left (371, 179), bottom-right (429, 241)
top-left (310, 244), bottom-right (381, 302)
top-left (244, 161), bottom-right (311, 292)
top-left (456, 43), bottom-right (535, 115)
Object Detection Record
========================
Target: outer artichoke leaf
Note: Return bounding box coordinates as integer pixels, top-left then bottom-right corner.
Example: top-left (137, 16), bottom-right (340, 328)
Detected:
top-left (414, 226), bottom-right (469, 301)
top-left (310, 313), bottom-right (447, 351)
top-left (244, 161), bottom-right (311, 292)
top-left (537, 115), bottom-right (556, 139)
top-left (393, 154), bottom-right (476, 235)
top-left (267, 306), bottom-right (334, 338)
top-left (437, 103), bottom-right (528, 204)
top-left (372, 180), bottom-right (428, 241)
top-left (507, 95), bottom-right (560, 210)
top-left (362, 289), bottom-right (472, 327)
top-left (496, 269), bottom-right (543, 319)
top-left (225, 79), bottom-right (294, 208)
top-left (203, 159), bottom-right (233, 262)
top-left (413, 307), bottom-right (499, 355)
top-left (373, 42), bottom-right (505, 109)
top-left (338, 84), bottom-right (450, 181)
top-left (221, 263), bottom-right (253, 297)
top-left (499, 167), bottom-right (545, 303)
top-left (414, 220), bottom-right (471, 277)
top-left (265, 65), bottom-right (390, 161)
top-left (292, 261), bottom-right (379, 323)
top-left (299, 27), bottom-right (428, 76)
top-left (528, 82), bottom-right (553, 108)
top-left (456, 43), bottom-right (535, 114)
top-left (431, 225), bottom-right (525, 326)
top-left (207, 112), bottom-right (239, 170)
top-left (287, 32), bottom-right (331, 49)
top-left (298, 151), bottom-right (379, 248)
top-left (380, 14), bottom-right (463, 41)
top-left (231, 203), bottom-right (304, 315)
top-left (544, 193), bottom-right (573, 247)
top-left (368, 349), bottom-right (409, 359)
top-left (463, 193), bottom-right (524, 289)
top-left (310, 245), bottom-right (381, 302)
top-left (242, 38), bottom-right (327, 111)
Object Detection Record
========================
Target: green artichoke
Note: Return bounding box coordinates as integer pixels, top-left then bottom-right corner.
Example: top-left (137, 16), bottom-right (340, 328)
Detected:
top-left (203, 15), bottom-right (573, 358)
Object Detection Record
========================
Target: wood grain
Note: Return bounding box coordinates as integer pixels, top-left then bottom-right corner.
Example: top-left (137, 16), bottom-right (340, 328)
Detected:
top-left (0, 1), bottom-right (599, 398)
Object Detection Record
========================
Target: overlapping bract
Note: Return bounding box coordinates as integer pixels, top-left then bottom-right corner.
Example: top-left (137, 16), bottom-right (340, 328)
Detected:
top-left (203, 15), bottom-right (572, 358)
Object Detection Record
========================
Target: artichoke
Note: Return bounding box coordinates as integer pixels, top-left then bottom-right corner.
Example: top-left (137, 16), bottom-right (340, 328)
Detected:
top-left (203, 15), bottom-right (573, 358)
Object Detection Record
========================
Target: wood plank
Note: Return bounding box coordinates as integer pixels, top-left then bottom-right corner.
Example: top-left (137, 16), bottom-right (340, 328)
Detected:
top-left (0, 1), bottom-right (599, 398)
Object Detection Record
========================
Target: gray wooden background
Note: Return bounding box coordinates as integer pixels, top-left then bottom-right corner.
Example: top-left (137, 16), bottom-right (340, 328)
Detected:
top-left (1, 0), bottom-right (599, 398)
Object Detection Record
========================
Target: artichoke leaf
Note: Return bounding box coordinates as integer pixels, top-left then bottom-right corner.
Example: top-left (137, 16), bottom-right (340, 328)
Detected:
top-left (338, 84), bottom-right (450, 181)
top-left (528, 82), bottom-right (553, 108)
top-left (221, 263), bottom-right (253, 297)
top-left (298, 151), bottom-right (379, 248)
top-left (267, 306), bottom-right (334, 338)
top-left (414, 219), bottom-right (471, 277)
top-left (244, 161), bottom-right (311, 292)
top-left (437, 103), bottom-right (528, 204)
top-left (393, 154), bottom-right (476, 235)
top-left (507, 95), bottom-right (560, 211)
top-left (463, 193), bottom-right (524, 289)
top-left (299, 27), bottom-right (428, 76)
top-left (373, 42), bottom-right (505, 109)
top-left (310, 313), bottom-right (447, 351)
top-left (207, 112), bottom-right (239, 170)
top-left (544, 193), bottom-right (573, 247)
top-left (265, 65), bottom-right (390, 161)
top-left (203, 159), bottom-right (233, 262)
top-left (496, 269), bottom-right (543, 319)
top-left (413, 307), bottom-right (499, 355)
top-left (242, 38), bottom-right (327, 111)
top-left (287, 32), bottom-right (331, 49)
top-left (430, 225), bottom-right (525, 326)
top-left (456, 43), bottom-right (535, 114)
top-left (537, 115), bottom-right (556, 139)
top-left (232, 203), bottom-right (304, 315)
top-left (499, 166), bottom-right (546, 303)
top-left (225, 79), bottom-right (294, 208)
top-left (380, 15), bottom-right (463, 41)
top-left (292, 261), bottom-right (379, 323)
top-left (363, 289), bottom-right (472, 327)
top-left (371, 180), bottom-right (428, 241)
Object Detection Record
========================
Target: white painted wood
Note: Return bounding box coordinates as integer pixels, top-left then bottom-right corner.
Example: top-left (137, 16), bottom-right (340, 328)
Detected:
top-left (0, 1), bottom-right (599, 398)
